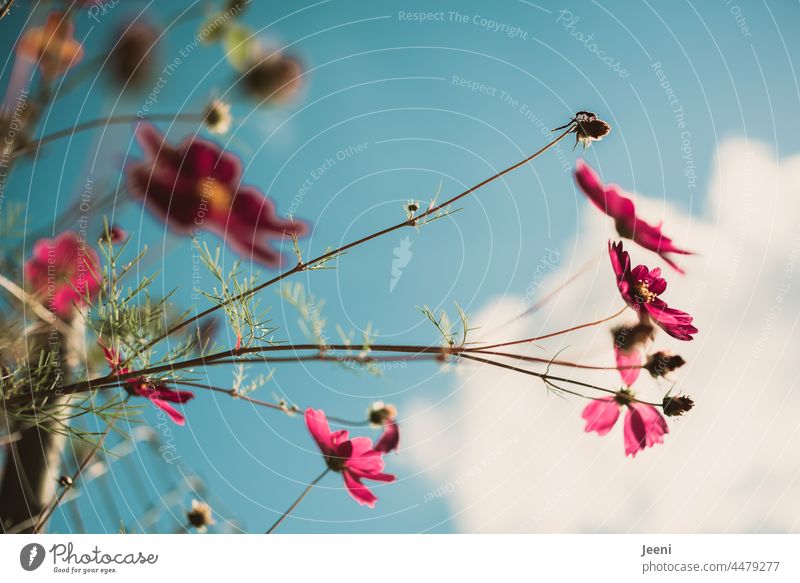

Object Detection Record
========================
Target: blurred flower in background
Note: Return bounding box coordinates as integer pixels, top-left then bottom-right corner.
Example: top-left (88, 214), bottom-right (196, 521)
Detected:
top-left (24, 231), bottom-right (100, 319)
top-left (17, 11), bottom-right (84, 80)
top-left (126, 123), bottom-right (310, 267)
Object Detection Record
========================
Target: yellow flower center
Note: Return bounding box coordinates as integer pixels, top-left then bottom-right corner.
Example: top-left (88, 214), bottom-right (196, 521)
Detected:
top-left (634, 280), bottom-right (657, 303)
top-left (197, 177), bottom-right (233, 214)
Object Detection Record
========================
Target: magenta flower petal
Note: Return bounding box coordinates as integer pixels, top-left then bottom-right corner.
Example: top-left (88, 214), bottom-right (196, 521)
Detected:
top-left (149, 398), bottom-right (186, 426)
top-left (623, 403), bottom-right (668, 457)
top-left (609, 241), bottom-right (697, 341)
top-left (577, 160), bottom-right (692, 272)
top-left (303, 408), bottom-right (395, 508)
top-left (151, 387), bottom-right (195, 404)
top-left (305, 408), bottom-right (335, 454)
top-left (614, 346), bottom-right (642, 387)
top-left (582, 397), bottom-right (621, 436)
top-left (342, 471), bottom-right (379, 508)
top-left (575, 159), bottom-right (636, 222)
top-left (375, 420), bottom-right (400, 453)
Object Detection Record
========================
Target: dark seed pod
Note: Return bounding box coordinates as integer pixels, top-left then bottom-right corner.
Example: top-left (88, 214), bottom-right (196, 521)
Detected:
top-left (108, 20), bottom-right (160, 90)
top-left (241, 53), bottom-right (303, 104)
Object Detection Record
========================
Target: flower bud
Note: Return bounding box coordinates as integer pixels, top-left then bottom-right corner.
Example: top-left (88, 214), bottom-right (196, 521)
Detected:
top-left (203, 99), bottom-right (232, 134)
top-left (108, 20), bottom-right (159, 89)
top-left (187, 499), bottom-right (214, 531)
top-left (645, 351), bottom-right (686, 378)
top-left (241, 52), bottom-right (303, 104)
top-left (368, 401), bottom-right (397, 426)
top-left (611, 322), bottom-right (654, 352)
top-left (662, 394), bottom-right (694, 417)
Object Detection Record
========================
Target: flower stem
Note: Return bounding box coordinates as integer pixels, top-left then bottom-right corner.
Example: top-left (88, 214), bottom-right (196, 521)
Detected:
top-left (146, 126), bottom-right (576, 349)
top-left (476, 305), bottom-right (628, 350)
top-left (32, 421), bottom-right (114, 534)
top-left (12, 113), bottom-right (205, 160)
top-left (265, 468), bottom-right (330, 534)
top-left (172, 380), bottom-right (370, 426)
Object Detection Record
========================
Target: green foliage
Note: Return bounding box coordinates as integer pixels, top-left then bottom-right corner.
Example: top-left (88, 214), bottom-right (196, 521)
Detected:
top-left (194, 239), bottom-right (277, 349)
top-left (418, 302), bottom-right (474, 347)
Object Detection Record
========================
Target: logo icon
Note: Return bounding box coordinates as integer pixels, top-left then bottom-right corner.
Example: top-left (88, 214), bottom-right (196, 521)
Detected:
top-left (390, 236), bottom-right (413, 293)
top-left (20, 543), bottom-right (46, 571)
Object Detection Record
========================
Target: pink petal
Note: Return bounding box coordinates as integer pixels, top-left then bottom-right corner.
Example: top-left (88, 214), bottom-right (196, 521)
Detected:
top-left (304, 408), bottom-right (334, 455)
top-left (135, 122), bottom-right (168, 161)
top-left (342, 471), bottom-right (378, 508)
top-left (574, 160), bottom-right (636, 223)
top-left (614, 347), bottom-right (642, 387)
top-left (375, 421), bottom-right (399, 453)
top-left (582, 397), bottom-right (621, 436)
top-left (150, 398), bottom-right (186, 426)
top-left (623, 403), bottom-right (668, 457)
top-left (151, 387), bottom-right (195, 404)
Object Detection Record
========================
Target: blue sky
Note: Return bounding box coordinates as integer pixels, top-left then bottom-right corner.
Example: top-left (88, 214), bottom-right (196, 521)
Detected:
top-left (3, 0), bottom-right (799, 533)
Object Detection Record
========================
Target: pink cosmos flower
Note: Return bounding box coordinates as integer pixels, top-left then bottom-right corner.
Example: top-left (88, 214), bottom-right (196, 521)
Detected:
top-left (101, 343), bottom-right (194, 426)
top-left (609, 241), bottom-right (697, 341)
top-left (582, 393), bottom-right (668, 457)
top-left (305, 408), bottom-right (395, 508)
top-left (576, 160), bottom-right (692, 273)
top-left (25, 231), bottom-right (101, 319)
top-left (17, 11), bottom-right (84, 80)
top-left (126, 123), bottom-right (309, 268)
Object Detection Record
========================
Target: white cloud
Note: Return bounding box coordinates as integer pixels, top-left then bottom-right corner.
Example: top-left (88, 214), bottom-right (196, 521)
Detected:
top-left (404, 138), bottom-right (800, 533)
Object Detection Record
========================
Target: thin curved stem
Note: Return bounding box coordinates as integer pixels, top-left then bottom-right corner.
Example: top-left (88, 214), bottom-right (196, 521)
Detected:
top-left (488, 251), bottom-right (604, 335)
top-left (172, 380), bottom-right (370, 426)
top-left (33, 421), bottom-right (114, 534)
top-left (266, 468), bottom-right (330, 534)
top-left (12, 113), bottom-right (204, 159)
top-left (7, 331), bottom-right (645, 405)
top-left (476, 305), bottom-right (628, 351)
top-left (145, 126), bottom-right (576, 349)
top-left (458, 353), bottom-right (662, 407)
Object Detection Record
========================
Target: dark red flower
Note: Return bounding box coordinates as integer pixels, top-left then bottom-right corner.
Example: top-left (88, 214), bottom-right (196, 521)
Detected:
top-left (126, 123), bottom-right (309, 267)
top-left (609, 241), bottom-right (697, 341)
top-left (576, 160), bottom-right (693, 273)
